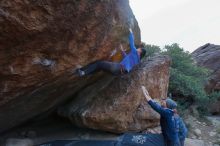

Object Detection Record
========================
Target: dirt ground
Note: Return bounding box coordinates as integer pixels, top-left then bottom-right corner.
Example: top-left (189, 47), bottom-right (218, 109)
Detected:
top-left (184, 115), bottom-right (220, 145)
top-left (0, 115), bottom-right (220, 146)
top-left (0, 116), bottom-right (119, 145)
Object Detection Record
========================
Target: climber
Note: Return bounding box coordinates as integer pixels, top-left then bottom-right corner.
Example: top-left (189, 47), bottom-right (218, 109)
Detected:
top-left (75, 28), bottom-right (146, 76)
top-left (141, 86), bottom-right (180, 146)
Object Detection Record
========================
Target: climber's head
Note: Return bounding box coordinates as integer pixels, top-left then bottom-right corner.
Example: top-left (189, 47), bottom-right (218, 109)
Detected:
top-left (161, 98), bottom-right (177, 109)
top-left (161, 98), bottom-right (167, 108)
top-left (136, 48), bottom-right (146, 60)
top-left (136, 44), bottom-right (146, 60)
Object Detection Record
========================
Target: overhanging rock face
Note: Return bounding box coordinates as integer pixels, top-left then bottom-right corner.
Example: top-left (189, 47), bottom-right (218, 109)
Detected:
top-left (59, 55), bottom-right (171, 133)
top-left (0, 0), bottom-right (140, 133)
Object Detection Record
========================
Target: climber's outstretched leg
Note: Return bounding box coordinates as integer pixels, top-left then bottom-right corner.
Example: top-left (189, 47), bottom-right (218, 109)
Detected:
top-left (76, 61), bottom-right (123, 76)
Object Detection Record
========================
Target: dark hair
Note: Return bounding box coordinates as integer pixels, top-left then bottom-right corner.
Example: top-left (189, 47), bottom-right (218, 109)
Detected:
top-left (140, 48), bottom-right (146, 59)
top-left (135, 44), bottom-right (144, 49)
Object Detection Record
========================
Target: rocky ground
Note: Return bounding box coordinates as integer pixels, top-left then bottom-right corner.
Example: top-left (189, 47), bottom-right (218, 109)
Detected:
top-left (184, 115), bottom-right (220, 146)
top-left (0, 116), bottom-right (119, 146)
top-left (0, 115), bottom-right (219, 146)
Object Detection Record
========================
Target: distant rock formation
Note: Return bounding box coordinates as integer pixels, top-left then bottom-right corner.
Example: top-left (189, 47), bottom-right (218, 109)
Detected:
top-left (192, 43), bottom-right (220, 92)
top-left (192, 43), bottom-right (220, 114)
top-left (59, 55), bottom-right (171, 133)
top-left (0, 0), bottom-right (140, 133)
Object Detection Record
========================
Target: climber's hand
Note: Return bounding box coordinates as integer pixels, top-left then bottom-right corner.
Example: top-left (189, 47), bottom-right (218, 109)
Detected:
top-left (129, 28), bottom-right (132, 33)
top-left (120, 44), bottom-right (125, 52)
top-left (141, 86), bottom-right (152, 101)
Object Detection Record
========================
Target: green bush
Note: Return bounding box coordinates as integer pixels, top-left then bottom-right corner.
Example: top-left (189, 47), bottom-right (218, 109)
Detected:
top-left (195, 91), bottom-right (220, 116)
top-left (142, 43), bottom-right (218, 115)
top-left (142, 43), bottom-right (161, 57)
top-left (217, 126), bottom-right (220, 134)
top-left (169, 68), bottom-right (207, 100)
top-left (196, 99), bottom-right (210, 116)
top-left (207, 91), bottom-right (220, 101)
top-left (162, 43), bottom-right (209, 101)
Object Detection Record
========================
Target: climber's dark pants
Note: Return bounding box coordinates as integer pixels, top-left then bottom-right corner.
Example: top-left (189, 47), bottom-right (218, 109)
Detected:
top-left (81, 61), bottom-right (125, 75)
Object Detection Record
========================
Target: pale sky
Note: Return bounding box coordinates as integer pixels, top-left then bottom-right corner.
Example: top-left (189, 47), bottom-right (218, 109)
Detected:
top-left (130, 0), bottom-right (220, 52)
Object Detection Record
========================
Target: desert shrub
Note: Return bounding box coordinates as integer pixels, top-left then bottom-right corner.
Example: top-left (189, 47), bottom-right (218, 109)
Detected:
top-left (143, 43), bottom-right (219, 116)
top-left (207, 91), bottom-right (220, 102)
top-left (141, 43), bottom-right (161, 57)
top-left (197, 91), bottom-right (220, 115)
top-left (162, 44), bottom-right (209, 101)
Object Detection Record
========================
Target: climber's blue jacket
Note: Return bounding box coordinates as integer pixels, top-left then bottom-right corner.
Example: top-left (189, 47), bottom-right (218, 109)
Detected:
top-left (120, 32), bottom-right (140, 72)
top-left (148, 100), bottom-right (179, 143)
top-left (174, 114), bottom-right (188, 141)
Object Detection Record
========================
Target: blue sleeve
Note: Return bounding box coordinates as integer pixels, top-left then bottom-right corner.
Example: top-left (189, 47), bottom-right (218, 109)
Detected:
top-left (148, 100), bottom-right (170, 117)
top-left (129, 32), bottom-right (137, 53)
top-left (121, 51), bottom-right (127, 57)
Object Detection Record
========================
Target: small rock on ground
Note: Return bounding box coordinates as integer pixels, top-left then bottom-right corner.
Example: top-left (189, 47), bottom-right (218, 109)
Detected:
top-left (194, 129), bottom-right (202, 137)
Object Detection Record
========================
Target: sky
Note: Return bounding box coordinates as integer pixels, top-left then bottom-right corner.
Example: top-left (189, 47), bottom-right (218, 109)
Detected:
top-left (129, 0), bottom-right (220, 52)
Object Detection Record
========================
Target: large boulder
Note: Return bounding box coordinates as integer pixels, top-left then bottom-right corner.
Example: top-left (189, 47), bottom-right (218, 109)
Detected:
top-left (192, 43), bottom-right (220, 92)
top-left (0, 0), bottom-right (140, 133)
top-left (58, 55), bottom-right (171, 133)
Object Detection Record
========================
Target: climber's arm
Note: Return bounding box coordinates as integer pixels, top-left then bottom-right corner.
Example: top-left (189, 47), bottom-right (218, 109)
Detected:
top-left (148, 100), bottom-right (169, 116)
top-left (142, 86), bottom-right (168, 116)
top-left (121, 51), bottom-right (127, 57)
top-left (142, 86), bottom-right (151, 101)
top-left (129, 28), bottom-right (137, 53)
top-left (120, 44), bottom-right (127, 57)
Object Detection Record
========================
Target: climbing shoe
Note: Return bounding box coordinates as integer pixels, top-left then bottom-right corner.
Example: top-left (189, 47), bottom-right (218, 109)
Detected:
top-left (76, 69), bottom-right (85, 77)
